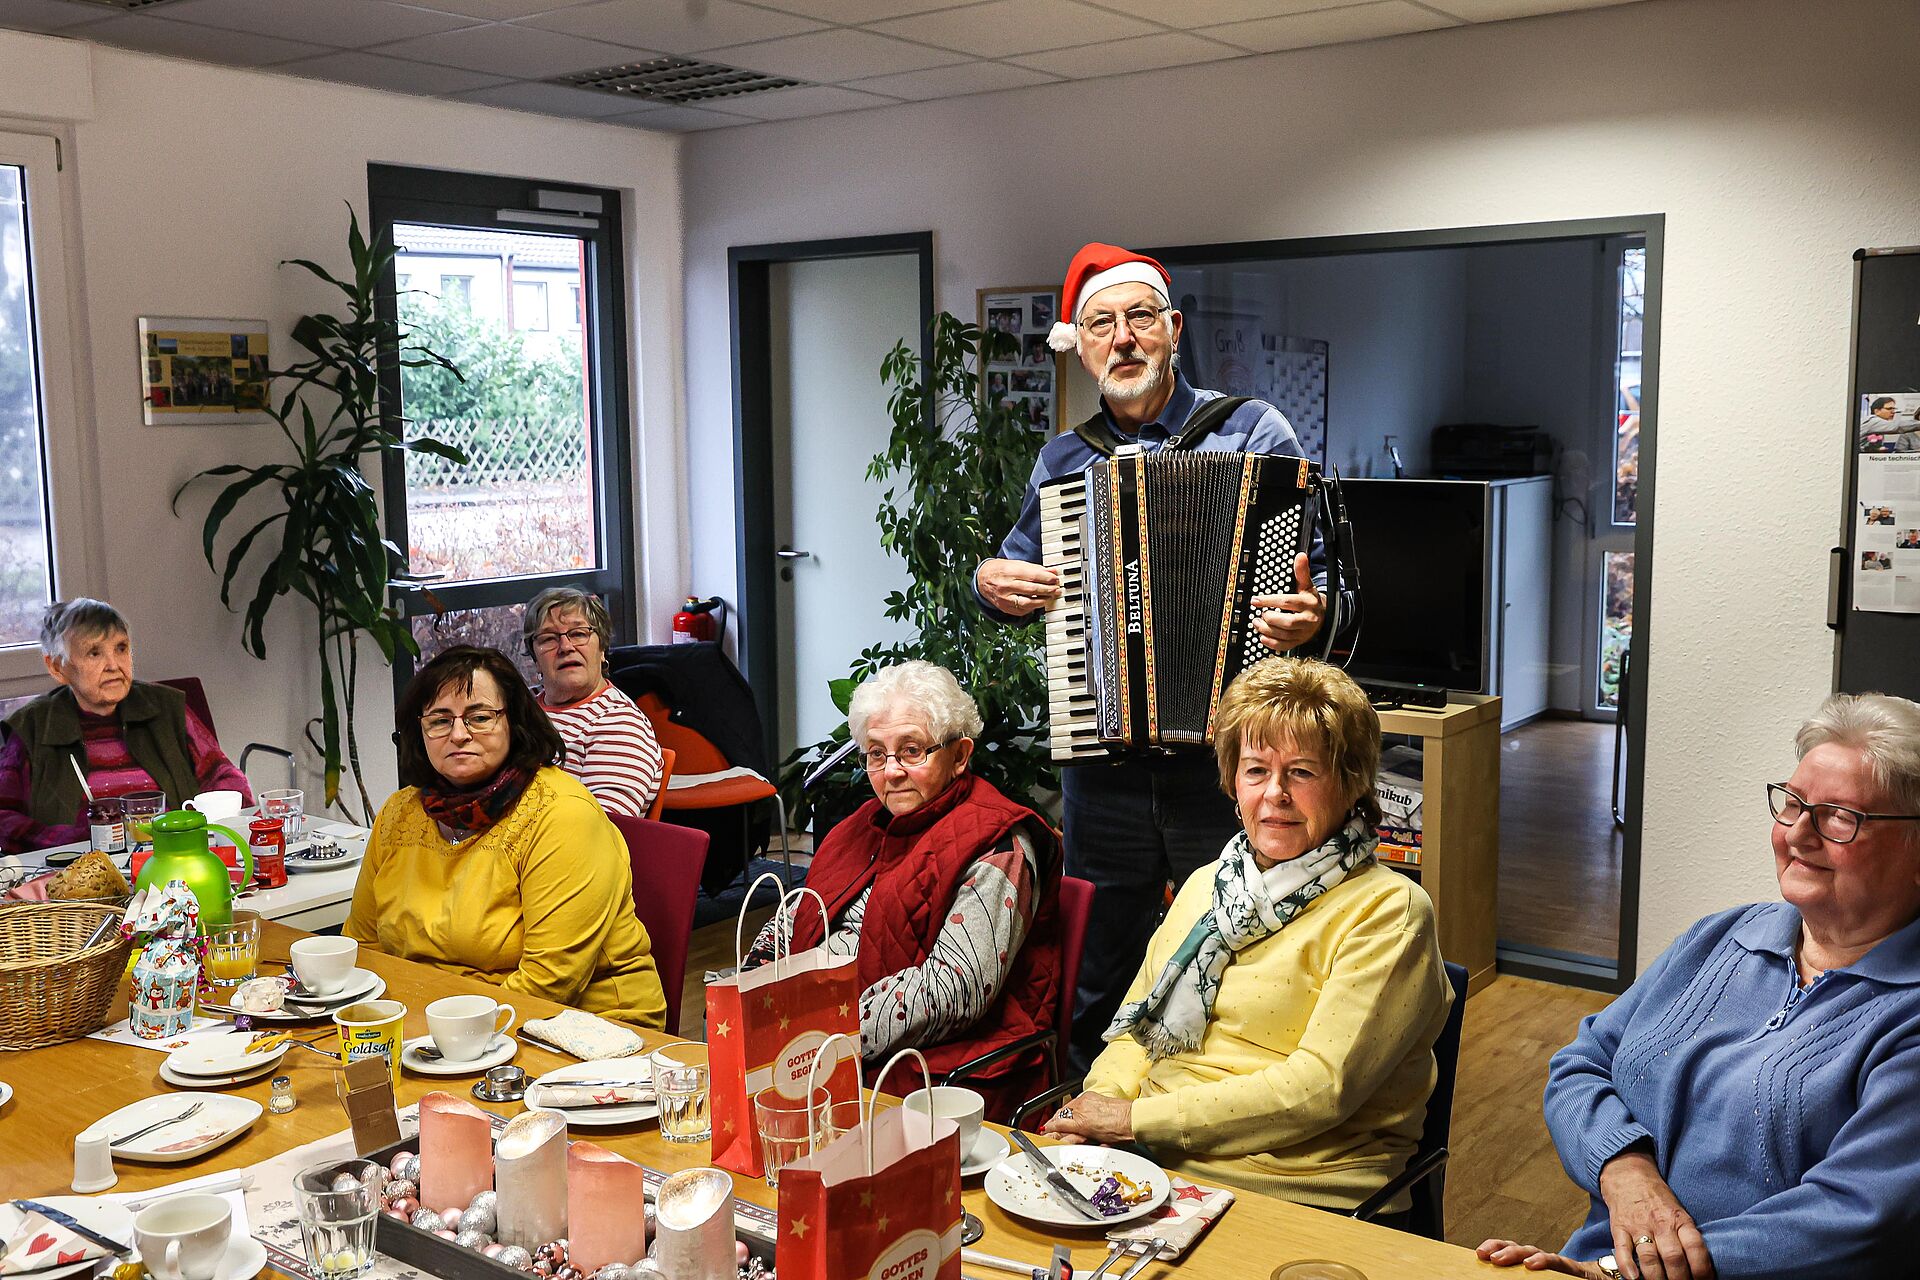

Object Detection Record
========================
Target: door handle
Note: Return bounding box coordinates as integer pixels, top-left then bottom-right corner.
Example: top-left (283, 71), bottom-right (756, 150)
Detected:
top-left (775, 547), bottom-right (812, 560)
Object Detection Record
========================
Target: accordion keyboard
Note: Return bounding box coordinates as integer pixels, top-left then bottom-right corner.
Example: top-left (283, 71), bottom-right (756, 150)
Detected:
top-left (1040, 477), bottom-right (1108, 762)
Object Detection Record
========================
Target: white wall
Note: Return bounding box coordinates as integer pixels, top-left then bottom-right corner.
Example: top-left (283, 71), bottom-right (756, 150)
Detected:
top-left (683, 0), bottom-right (1920, 971)
top-left (0, 30), bottom-right (685, 814)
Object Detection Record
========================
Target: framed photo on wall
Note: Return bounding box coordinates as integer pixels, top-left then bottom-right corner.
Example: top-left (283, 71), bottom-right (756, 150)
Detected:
top-left (138, 316), bottom-right (270, 425)
top-left (977, 286), bottom-right (1075, 434)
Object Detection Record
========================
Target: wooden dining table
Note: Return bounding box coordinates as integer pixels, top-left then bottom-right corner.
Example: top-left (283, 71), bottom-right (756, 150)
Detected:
top-left (2, 923), bottom-right (1499, 1279)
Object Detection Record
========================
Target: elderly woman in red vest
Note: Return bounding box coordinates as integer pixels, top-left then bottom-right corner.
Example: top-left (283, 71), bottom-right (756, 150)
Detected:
top-left (746, 660), bottom-right (1061, 1120)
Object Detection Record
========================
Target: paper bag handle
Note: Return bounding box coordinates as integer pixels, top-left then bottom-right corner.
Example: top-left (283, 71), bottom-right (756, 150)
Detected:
top-left (771, 887), bottom-right (829, 979)
top-left (865, 1047), bottom-right (933, 1177)
top-left (803, 1030), bottom-right (864, 1155)
top-left (733, 870), bottom-right (790, 970)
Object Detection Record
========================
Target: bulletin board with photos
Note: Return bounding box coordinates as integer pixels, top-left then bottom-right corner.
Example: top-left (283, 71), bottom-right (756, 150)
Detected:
top-left (978, 286), bottom-right (1075, 434)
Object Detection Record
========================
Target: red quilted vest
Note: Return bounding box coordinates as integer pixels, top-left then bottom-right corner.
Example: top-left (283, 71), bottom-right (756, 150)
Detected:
top-left (794, 773), bottom-right (1062, 1097)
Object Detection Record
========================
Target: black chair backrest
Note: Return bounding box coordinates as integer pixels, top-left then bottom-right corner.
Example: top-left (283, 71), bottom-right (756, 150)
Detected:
top-left (1423, 961), bottom-right (1470, 1156)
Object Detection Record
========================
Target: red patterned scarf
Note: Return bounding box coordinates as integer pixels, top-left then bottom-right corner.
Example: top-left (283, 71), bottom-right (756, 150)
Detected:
top-left (418, 764), bottom-right (535, 836)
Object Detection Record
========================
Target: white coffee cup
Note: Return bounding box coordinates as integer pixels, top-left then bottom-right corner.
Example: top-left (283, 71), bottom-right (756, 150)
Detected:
top-left (425, 994), bottom-right (516, 1063)
top-left (184, 790), bottom-right (244, 821)
top-left (904, 1085), bottom-right (985, 1159)
top-left (289, 936), bottom-right (359, 996)
top-left (133, 1193), bottom-right (232, 1280)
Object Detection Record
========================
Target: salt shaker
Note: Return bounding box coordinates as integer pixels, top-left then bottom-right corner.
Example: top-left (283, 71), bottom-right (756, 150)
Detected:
top-left (269, 1076), bottom-right (296, 1113)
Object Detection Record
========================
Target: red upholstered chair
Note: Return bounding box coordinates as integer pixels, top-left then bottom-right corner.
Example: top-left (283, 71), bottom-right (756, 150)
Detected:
top-left (610, 812), bottom-right (709, 1036)
top-left (647, 748), bottom-right (676, 823)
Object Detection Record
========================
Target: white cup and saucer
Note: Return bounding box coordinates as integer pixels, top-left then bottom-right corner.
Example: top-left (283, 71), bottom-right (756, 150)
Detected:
top-left (287, 937), bottom-right (359, 998)
top-left (401, 995), bottom-right (518, 1075)
top-left (132, 1192), bottom-right (268, 1280)
top-left (904, 1085), bottom-right (1010, 1177)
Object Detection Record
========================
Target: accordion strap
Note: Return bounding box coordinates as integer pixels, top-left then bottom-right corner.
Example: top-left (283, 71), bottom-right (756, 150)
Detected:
top-left (1071, 394), bottom-right (1252, 457)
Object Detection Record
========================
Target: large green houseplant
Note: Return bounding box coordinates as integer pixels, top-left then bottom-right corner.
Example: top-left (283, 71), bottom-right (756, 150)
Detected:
top-left (173, 209), bottom-right (465, 822)
top-left (779, 314), bottom-right (1054, 828)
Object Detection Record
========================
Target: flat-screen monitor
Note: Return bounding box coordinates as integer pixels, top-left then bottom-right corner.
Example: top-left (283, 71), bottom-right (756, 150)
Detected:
top-left (1335, 478), bottom-right (1490, 694)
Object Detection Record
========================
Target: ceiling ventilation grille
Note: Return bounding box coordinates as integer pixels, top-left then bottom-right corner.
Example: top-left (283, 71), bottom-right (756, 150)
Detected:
top-left (553, 56), bottom-right (803, 105)
top-left (62, 0), bottom-right (188, 10)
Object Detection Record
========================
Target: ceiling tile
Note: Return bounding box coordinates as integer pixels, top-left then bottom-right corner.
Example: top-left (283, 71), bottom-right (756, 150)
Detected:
top-left (523, 0), bottom-right (824, 55)
top-left (604, 102), bottom-right (753, 130)
top-left (403, 0), bottom-right (594, 18)
top-left (712, 82), bottom-right (894, 119)
top-left (712, 27), bottom-right (965, 81)
top-left (0, 0), bottom-right (111, 34)
top-left (1421, 0), bottom-right (1640, 20)
top-left (80, 13), bottom-right (330, 64)
top-left (1079, 0), bottom-right (1350, 23)
top-left (1010, 30), bottom-right (1237, 78)
top-left (873, 0), bottom-right (1158, 58)
top-left (148, 0), bottom-right (480, 48)
top-left (277, 48), bottom-right (512, 93)
top-left (378, 22), bottom-right (650, 75)
top-left (746, 0), bottom-right (975, 21)
top-left (1200, 0), bottom-right (1457, 53)
top-left (844, 57), bottom-right (1056, 100)
top-left (455, 78), bottom-right (644, 115)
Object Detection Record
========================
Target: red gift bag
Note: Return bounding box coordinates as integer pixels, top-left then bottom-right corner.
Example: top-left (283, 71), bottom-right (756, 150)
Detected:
top-left (707, 876), bottom-right (862, 1177)
top-left (778, 1048), bottom-right (964, 1280)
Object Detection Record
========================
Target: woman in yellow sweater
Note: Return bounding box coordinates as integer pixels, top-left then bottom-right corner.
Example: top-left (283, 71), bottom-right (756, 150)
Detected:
top-left (1045, 657), bottom-right (1450, 1213)
top-left (346, 646), bottom-right (665, 1029)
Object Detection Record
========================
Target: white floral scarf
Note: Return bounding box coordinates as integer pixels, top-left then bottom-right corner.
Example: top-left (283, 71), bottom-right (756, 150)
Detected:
top-left (1103, 815), bottom-right (1377, 1060)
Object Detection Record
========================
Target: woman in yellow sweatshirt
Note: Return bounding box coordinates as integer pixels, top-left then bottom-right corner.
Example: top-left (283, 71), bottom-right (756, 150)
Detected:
top-left (1045, 657), bottom-right (1450, 1213)
top-left (346, 646), bottom-right (666, 1030)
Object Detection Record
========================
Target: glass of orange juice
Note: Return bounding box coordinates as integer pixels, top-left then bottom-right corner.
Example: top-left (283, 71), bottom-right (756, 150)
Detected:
top-left (205, 909), bottom-right (260, 987)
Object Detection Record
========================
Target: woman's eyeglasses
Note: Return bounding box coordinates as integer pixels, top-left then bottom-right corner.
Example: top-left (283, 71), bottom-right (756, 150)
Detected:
top-left (529, 627), bottom-right (597, 654)
top-left (1766, 782), bottom-right (1920, 844)
top-left (862, 741), bottom-right (954, 772)
top-left (421, 707), bottom-right (506, 740)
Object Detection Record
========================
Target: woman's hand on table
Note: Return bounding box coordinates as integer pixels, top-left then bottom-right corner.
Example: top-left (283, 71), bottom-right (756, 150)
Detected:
top-left (1040, 1091), bottom-right (1133, 1145)
top-left (1475, 1240), bottom-right (1613, 1277)
top-left (1597, 1150), bottom-right (1714, 1280)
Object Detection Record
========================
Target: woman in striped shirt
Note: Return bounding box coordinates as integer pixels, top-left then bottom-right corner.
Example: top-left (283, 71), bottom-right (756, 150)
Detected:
top-left (525, 587), bottom-right (663, 819)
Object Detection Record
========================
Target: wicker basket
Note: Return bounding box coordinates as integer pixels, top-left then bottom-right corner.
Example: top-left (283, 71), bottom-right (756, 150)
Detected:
top-left (0, 901), bottom-right (133, 1050)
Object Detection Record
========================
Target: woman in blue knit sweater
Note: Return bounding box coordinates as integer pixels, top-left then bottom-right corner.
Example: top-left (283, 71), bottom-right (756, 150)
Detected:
top-left (1480, 692), bottom-right (1920, 1280)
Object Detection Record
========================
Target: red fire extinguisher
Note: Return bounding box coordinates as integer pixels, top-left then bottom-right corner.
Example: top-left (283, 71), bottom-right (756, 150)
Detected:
top-left (672, 597), bottom-right (720, 644)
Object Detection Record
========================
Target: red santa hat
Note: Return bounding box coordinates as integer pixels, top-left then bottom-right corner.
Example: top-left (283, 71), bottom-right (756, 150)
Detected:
top-left (1046, 242), bottom-right (1172, 354)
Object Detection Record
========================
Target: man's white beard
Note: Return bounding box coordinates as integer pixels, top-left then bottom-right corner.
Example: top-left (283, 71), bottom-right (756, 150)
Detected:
top-left (1099, 350), bottom-right (1170, 405)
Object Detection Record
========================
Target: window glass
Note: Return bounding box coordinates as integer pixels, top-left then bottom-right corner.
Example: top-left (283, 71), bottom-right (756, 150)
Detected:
top-left (0, 162), bottom-right (55, 645)
top-left (1597, 550), bottom-right (1633, 709)
top-left (410, 604), bottom-right (538, 689)
top-left (1612, 246), bottom-right (1645, 526)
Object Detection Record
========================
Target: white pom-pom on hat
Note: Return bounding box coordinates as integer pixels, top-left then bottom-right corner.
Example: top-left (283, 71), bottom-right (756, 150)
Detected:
top-left (1046, 321), bottom-right (1080, 353)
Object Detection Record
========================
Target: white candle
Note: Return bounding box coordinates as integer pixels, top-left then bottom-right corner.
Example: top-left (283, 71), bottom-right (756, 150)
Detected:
top-left (651, 1168), bottom-right (735, 1280)
top-left (494, 1109), bottom-right (569, 1249)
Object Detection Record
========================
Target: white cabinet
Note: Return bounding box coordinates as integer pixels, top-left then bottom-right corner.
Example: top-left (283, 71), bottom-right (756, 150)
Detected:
top-left (1487, 477), bottom-right (1552, 730)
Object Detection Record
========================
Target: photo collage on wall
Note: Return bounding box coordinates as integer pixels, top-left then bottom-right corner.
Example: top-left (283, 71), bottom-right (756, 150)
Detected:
top-left (981, 288), bottom-right (1062, 435)
top-left (1854, 391), bottom-right (1920, 613)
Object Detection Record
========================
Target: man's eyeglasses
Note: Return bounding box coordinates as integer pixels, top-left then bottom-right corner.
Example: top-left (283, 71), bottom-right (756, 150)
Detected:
top-left (1766, 782), bottom-right (1920, 844)
top-left (863, 741), bottom-right (954, 772)
top-left (422, 707), bottom-right (506, 740)
top-left (1078, 305), bottom-right (1170, 340)
top-left (530, 627), bottom-right (597, 654)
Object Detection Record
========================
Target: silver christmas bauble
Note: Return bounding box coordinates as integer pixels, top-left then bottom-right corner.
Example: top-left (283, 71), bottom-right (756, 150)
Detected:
top-left (390, 1151), bottom-right (422, 1181)
top-left (495, 1246), bottom-right (534, 1272)
top-left (409, 1209), bottom-right (445, 1231)
top-left (455, 1230), bottom-right (492, 1251)
top-left (459, 1204), bottom-right (497, 1236)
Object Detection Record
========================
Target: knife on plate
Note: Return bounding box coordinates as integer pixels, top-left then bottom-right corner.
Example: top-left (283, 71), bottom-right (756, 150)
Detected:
top-left (1006, 1131), bottom-right (1104, 1222)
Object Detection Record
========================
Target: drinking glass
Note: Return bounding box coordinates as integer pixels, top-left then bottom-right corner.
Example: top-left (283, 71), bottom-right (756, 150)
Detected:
top-left (260, 788), bottom-right (305, 843)
top-left (294, 1159), bottom-right (381, 1279)
top-left (819, 1099), bottom-right (863, 1145)
top-left (650, 1041), bottom-right (711, 1144)
top-left (753, 1087), bottom-right (827, 1187)
top-left (123, 790), bottom-right (166, 853)
top-left (204, 909), bottom-right (260, 987)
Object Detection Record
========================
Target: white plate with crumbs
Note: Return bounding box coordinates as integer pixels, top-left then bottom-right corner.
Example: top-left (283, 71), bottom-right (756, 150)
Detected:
top-left (984, 1143), bottom-right (1170, 1228)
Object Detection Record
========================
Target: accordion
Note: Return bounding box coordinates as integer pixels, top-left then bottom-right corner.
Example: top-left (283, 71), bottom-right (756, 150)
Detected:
top-left (1040, 450), bottom-right (1322, 762)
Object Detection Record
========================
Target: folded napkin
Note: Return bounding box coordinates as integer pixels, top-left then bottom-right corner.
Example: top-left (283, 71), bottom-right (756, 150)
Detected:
top-left (1106, 1175), bottom-right (1234, 1258)
top-left (521, 1009), bottom-right (647, 1061)
top-left (0, 1201), bottom-right (126, 1276)
top-left (532, 1083), bottom-right (652, 1108)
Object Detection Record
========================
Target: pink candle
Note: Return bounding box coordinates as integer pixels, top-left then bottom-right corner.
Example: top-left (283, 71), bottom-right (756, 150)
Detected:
top-left (566, 1142), bottom-right (648, 1272)
top-left (496, 1109), bottom-right (569, 1249)
top-left (418, 1091), bottom-right (493, 1212)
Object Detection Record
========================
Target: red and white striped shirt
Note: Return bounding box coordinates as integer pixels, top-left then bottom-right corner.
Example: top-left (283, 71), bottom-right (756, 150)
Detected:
top-left (539, 683), bottom-right (664, 819)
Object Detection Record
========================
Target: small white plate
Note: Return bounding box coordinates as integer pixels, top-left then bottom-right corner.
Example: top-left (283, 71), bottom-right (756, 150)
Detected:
top-left (284, 848), bottom-right (364, 874)
top-left (128, 1226), bottom-right (267, 1280)
top-left (222, 970), bottom-right (385, 1021)
top-left (526, 1057), bottom-right (657, 1126)
top-left (166, 1034), bottom-right (289, 1078)
top-left (984, 1144), bottom-right (1171, 1228)
top-left (0, 1080), bottom-right (12, 1109)
top-left (93, 1092), bottom-right (264, 1162)
top-left (1, 1195), bottom-right (135, 1280)
top-left (402, 1034), bottom-right (517, 1076)
top-left (159, 1057), bottom-right (280, 1089)
top-left (961, 1129), bottom-right (1011, 1178)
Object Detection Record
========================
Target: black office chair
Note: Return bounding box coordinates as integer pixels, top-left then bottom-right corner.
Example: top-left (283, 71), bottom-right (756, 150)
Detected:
top-left (1350, 959), bottom-right (1470, 1239)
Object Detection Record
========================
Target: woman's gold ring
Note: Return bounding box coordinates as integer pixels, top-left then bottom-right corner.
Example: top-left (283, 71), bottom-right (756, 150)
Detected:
top-left (1635, 1236), bottom-right (1654, 1247)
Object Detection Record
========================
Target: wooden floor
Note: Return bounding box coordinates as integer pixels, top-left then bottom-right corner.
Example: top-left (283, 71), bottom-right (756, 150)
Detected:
top-left (1498, 718), bottom-right (1622, 961)
top-left (681, 909), bottom-right (1610, 1253)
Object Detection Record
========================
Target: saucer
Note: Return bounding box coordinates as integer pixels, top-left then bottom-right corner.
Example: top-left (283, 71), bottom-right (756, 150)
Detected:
top-left (961, 1129), bottom-right (1010, 1177)
top-left (0, 1080), bottom-right (12, 1109)
top-left (402, 1034), bottom-right (517, 1076)
top-left (222, 969), bottom-right (384, 1021)
top-left (167, 1034), bottom-right (289, 1078)
top-left (160, 1057), bottom-right (279, 1089)
top-left (129, 1232), bottom-right (267, 1280)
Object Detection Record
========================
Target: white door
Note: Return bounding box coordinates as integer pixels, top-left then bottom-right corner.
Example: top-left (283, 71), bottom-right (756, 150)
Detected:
top-left (768, 255), bottom-right (919, 757)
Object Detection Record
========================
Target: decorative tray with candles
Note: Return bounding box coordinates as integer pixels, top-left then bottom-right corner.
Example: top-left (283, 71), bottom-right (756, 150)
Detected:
top-left (363, 1094), bottom-right (775, 1280)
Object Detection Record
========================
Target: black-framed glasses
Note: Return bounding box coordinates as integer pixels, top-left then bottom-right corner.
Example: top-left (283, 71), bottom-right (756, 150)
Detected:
top-left (1766, 782), bottom-right (1920, 844)
top-left (529, 627), bottom-right (597, 654)
top-left (421, 707), bottom-right (507, 740)
top-left (862, 740), bottom-right (955, 772)
top-left (1078, 305), bottom-right (1169, 340)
